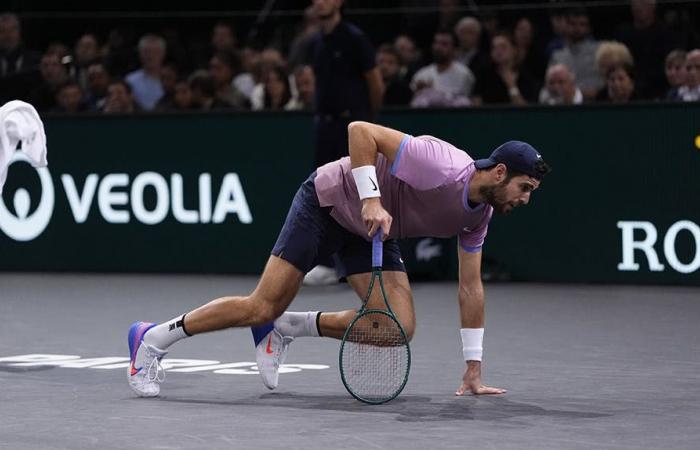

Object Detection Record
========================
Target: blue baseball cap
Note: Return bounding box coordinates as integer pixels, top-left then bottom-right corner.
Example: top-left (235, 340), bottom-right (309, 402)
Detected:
top-left (473, 141), bottom-right (548, 180)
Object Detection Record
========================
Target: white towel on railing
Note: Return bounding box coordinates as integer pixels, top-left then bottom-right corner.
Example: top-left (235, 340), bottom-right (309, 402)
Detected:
top-left (0, 100), bottom-right (48, 194)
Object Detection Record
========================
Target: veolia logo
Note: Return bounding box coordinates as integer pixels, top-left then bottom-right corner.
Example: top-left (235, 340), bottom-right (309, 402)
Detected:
top-left (0, 152), bottom-right (55, 241)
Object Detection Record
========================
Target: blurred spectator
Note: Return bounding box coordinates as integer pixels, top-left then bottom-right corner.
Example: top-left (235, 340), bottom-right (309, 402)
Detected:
top-left (546, 8), bottom-right (569, 59)
top-left (172, 79), bottom-right (196, 111)
top-left (189, 72), bottom-right (231, 111)
top-left (550, 9), bottom-right (601, 101)
top-left (514, 17), bottom-right (547, 82)
top-left (85, 62), bottom-right (111, 111)
top-left (233, 46), bottom-right (259, 100)
top-left (27, 51), bottom-right (70, 111)
top-left (287, 6), bottom-right (321, 69)
top-left (125, 34), bottom-right (166, 111)
top-left (410, 29), bottom-right (474, 108)
top-left (675, 49), bottom-right (700, 102)
top-left (71, 34), bottom-right (100, 91)
top-left (287, 65), bottom-right (315, 111)
top-left (539, 64), bottom-right (582, 105)
top-left (595, 41), bottom-right (634, 98)
top-left (257, 66), bottom-right (292, 111)
top-left (472, 31), bottom-right (537, 106)
top-left (103, 27), bottom-right (139, 77)
top-left (0, 13), bottom-right (41, 102)
top-left (663, 50), bottom-right (687, 100)
top-left (104, 79), bottom-right (138, 114)
top-left (601, 63), bottom-right (637, 103)
top-left (54, 80), bottom-right (85, 113)
top-left (615, 0), bottom-right (679, 99)
top-left (212, 22), bottom-right (238, 55)
top-left (155, 62), bottom-right (179, 110)
top-left (306, 0), bottom-right (383, 166)
top-left (209, 51), bottom-right (248, 109)
top-left (394, 34), bottom-right (423, 81)
top-left (454, 16), bottom-right (489, 75)
top-left (376, 44), bottom-right (412, 107)
top-left (249, 48), bottom-right (287, 110)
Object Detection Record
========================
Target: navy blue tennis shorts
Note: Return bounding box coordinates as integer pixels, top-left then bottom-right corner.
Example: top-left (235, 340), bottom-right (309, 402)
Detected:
top-left (271, 172), bottom-right (406, 277)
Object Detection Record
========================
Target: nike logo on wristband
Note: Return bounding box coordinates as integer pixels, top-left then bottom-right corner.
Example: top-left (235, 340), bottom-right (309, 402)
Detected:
top-left (370, 179), bottom-right (378, 191)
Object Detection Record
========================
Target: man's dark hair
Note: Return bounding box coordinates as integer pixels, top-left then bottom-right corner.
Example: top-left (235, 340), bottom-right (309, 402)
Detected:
top-left (108, 79), bottom-right (132, 93)
top-left (189, 74), bottom-right (216, 97)
top-left (477, 159), bottom-right (552, 181)
top-left (434, 28), bottom-right (457, 47)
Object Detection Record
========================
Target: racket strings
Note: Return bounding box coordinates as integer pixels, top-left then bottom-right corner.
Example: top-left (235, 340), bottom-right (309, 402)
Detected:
top-left (341, 312), bottom-right (409, 402)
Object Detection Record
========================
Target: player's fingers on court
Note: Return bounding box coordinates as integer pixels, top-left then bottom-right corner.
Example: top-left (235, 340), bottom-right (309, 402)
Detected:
top-left (476, 385), bottom-right (507, 395)
top-left (455, 383), bottom-right (468, 396)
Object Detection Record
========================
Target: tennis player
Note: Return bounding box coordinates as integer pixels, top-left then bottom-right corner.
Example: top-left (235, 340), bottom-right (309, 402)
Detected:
top-left (128, 121), bottom-right (550, 397)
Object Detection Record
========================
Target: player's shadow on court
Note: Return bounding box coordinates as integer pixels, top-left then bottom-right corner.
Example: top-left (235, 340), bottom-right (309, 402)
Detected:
top-left (159, 392), bottom-right (610, 423)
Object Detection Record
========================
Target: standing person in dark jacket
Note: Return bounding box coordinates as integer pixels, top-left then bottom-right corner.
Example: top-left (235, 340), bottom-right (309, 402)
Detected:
top-left (303, 0), bottom-right (385, 286)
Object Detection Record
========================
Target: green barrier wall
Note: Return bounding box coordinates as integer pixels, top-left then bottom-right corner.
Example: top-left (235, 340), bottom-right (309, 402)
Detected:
top-left (1, 105), bottom-right (698, 285)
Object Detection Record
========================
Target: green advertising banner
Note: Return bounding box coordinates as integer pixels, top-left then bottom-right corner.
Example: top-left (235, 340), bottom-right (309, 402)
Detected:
top-left (1, 105), bottom-right (698, 285)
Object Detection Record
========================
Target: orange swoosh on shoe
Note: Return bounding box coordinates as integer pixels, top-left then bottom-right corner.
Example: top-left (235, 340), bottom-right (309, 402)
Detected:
top-left (130, 363), bottom-right (141, 376)
top-left (266, 334), bottom-right (274, 354)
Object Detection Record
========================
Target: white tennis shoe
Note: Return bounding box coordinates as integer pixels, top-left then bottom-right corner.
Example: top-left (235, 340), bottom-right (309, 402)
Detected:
top-left (128, 322), bottom-right (167, 397)
top-left (254, 327), bottom-right (294, 390)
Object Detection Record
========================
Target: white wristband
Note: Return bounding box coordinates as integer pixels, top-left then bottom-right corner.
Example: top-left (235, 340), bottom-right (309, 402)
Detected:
top-left (461, 328), bottom-right (484, 362)
top-left (351, 165), bottom-right (381, 200)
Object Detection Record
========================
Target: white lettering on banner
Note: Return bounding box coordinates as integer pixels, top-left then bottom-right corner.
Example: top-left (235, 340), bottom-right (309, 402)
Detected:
top-left (212, 173), bottom-right (252, 224)
top-left (171, 174), bottom-right (198, 223)
top-left (131, 172), bottom-right (169, 225)
top-left (62, 174), bottom-right (98, 223)
top-left (416, 238), bottom-right (442, 262)
top-left (199, 173), bottom-right (212, 223)
top-left (663, 221), bottom-right (700, 274)
top-left (0, 353), bottom-right (329, 376)
top-left (617, 220), bottom-right (700, 274)
top-left (617, 221), bottom-right (664, 271)
top-left (98, 173), bottom-right (130, 223)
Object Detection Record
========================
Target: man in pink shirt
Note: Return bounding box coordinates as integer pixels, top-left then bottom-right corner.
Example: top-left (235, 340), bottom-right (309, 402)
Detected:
top-left (127, 122), bottom-right (550, 398)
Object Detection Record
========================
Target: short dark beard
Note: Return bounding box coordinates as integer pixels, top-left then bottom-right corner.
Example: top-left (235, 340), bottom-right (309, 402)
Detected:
top-left (479, 180), bottom-right (510, 215)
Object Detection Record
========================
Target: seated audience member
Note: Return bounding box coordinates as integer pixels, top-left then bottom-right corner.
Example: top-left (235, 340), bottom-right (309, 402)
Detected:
top-left (249, 47), bottom-right (287, 110)
top-left (27, 51), bottom-right (70, 111)
top-left (550, 9), bottom-right (601, 101)
top-left (155, 62), bottom-right (178, 110)
top-left (595, 41), bottom-right (634, 99)
top-left (170, 79), bottom-right (196, 111)
top-left (376, 44), bottom-right (412, 107)
top-left (103, 79), bottom-right (139, 114)
top-left (125, 34), bottom-right (166, 111)
top-left (84, 62), bottom-right (111, 111)
top-left (189, 72), bottom-right (231, 111)
top-left (663, 50), bottom-right (687, 100)
top-left (394, 34), bottom-right (423, 81)
top-left (411, 29), bottom-right (475, 106)
top-left (675, 49), bottom-right (700, 102)
top-left (454, 16), bottom-right (489, 75)
top-left (256, 65), bottom-right (292, 111)
top-left (0, 13), bottom-right (41, 102)
top-left (472, 31), bottom-right (537, 106)
top-left (514, 17), bottom-right (547, 81)
top-left (54, 80), bottom-right (85, 113)
top-left (599, 63), bottom-right (638, 103)
top-left (71, 34), bottom-right (100, 91)
top-left (232, 46), bottom-right (259, 101)
top-left (539, 64), bottom-right (583, 105)
top-left (286, 65), bottom-right (315, 111)
top-left (615, 0), bottom-right (678, 99)
top-left (209, 51), bottom-right (248, 109)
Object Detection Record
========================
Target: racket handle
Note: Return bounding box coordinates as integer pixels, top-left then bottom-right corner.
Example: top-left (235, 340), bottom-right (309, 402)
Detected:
top-left (372, 230), bottom-right (383, 269)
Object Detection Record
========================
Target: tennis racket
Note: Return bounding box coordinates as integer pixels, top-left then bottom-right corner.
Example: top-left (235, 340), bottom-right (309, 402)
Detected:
top-left (339, 230), bottom-right (411, 404)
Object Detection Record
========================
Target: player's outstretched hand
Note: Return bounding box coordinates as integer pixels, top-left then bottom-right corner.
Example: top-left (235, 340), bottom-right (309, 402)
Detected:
top-left (361, 198), bottom-right (392, 239)
top-left (455, 367), bottom-right (507, 396)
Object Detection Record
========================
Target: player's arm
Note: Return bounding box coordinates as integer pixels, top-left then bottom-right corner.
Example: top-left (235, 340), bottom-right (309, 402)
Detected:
top-left (455, 245), bottom-right (507, 396)
top-left (347, 121), bottom-right (405, 238)
top-left (363, 68), bottom-right (385, 118)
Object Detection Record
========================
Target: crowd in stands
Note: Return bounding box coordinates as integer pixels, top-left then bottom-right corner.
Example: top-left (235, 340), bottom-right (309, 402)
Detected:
top-left (1, 0), bottom-right (699, 115)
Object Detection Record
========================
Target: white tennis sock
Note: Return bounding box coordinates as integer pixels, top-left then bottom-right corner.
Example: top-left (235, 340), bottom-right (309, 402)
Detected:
top-left (143, 314), bottom-right (191, 350)
top-left (274, 311), bottom-right (320, 338)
